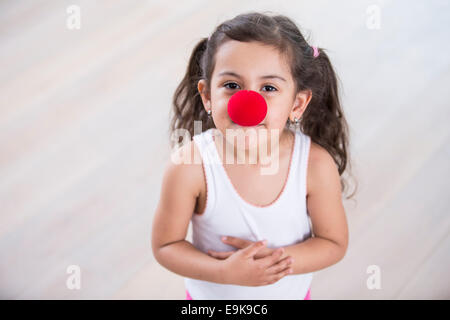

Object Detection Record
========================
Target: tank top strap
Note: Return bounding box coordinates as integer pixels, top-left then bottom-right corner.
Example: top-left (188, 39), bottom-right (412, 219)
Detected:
top-left (292, 129), bottom-right (311, 199)
top-left (279, 129), bottom-right (308, 203)
top-left (192, 128), bottom-right (220, 219)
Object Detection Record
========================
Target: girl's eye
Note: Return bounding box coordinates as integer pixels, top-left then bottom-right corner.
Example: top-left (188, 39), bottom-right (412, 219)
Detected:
top-left (223, 83), bottom-right (278, 92)
top-left (224, 82), bottom-right (240, 90)
top-left (262, 85), bottom-right (277, 92)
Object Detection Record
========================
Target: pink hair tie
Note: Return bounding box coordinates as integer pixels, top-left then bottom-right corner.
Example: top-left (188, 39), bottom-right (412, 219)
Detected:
top-left (311, 45), bottom-right (320, 58)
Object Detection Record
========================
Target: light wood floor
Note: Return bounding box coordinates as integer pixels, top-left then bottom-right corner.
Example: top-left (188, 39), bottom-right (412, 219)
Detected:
top-left (0, 0), bottom-right (448, 299)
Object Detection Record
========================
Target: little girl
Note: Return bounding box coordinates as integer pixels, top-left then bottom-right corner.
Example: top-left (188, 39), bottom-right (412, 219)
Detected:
top-left (152, 12), bottom-right (354, 300)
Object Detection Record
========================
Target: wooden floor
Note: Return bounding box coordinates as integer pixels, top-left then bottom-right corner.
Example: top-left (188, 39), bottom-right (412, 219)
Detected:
top-left (0, 0), bottom-right (448, 299)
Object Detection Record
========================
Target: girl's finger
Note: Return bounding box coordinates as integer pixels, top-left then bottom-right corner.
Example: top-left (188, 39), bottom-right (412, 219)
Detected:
top-left (259, 247), bottom-right (284, 268)
top-left (266, 265), bottom-right (293, 284)
top-left (242, 240), bottom-right (267, 258)
top-left (265, 255), bottom-right (293, 275)
top-left (253, 248), bottom-right (273, 260)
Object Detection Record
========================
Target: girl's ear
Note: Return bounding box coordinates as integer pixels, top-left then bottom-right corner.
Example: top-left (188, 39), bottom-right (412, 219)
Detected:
top-left (197, 79), bottom-right (211, 110)
top-left (290, 89), bottom-right (312, 120)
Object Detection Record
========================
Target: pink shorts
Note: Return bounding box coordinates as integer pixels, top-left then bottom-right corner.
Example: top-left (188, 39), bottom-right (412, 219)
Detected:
top-left (185, 287), bottom-right (311, 300)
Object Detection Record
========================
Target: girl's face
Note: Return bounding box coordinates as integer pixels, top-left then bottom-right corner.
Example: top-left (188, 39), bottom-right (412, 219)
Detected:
top-left (198, 40), bottom-right (310, 151)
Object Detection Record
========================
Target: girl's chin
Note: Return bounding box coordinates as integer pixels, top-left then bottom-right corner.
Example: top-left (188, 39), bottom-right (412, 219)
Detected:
top-left (228, 133), bottom-right (266, 150)
top-left (230, 123), bottom-right (264, 129)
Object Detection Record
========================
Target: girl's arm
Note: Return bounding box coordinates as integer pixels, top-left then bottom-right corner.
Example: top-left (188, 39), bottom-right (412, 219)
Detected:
top-left (280, 143), bottom-right (349, 274)
top-left (151, 141), bottom-right (227, 284)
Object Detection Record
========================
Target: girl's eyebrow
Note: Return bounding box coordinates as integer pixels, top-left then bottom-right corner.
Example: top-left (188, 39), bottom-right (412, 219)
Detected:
top-left (218, 71), bottom-right (286, 82)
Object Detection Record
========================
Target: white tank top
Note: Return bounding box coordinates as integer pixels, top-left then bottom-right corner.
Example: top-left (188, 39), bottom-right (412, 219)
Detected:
top-left (184, 127), bottom-right (313, 299)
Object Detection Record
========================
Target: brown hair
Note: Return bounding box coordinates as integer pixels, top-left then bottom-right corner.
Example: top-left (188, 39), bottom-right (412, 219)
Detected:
top-left (170, 11), bottom-right (357, 200)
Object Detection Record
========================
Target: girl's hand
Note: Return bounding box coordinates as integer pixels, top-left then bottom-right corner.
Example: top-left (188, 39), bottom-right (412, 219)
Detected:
top-left (208, 236), bottom-right (276, 259)
top-left (218, 240), bottom-right (294, 286)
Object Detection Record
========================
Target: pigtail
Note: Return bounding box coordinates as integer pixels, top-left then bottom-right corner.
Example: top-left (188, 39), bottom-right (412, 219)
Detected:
top-left (170, 37), bottom-right (213, 148)
top-left (302, 47), bottom-right (356, 199)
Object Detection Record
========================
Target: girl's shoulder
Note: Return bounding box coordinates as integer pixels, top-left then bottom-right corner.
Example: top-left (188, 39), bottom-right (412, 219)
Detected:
top-left (307, 141), bottom-right (340, 196)
top-left (309, 141), bottom-right (331, 163)
top-left (167, 138), bottom-right (205, 198)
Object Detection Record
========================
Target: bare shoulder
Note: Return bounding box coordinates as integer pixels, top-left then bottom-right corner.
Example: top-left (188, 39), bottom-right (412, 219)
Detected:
top-left (307, 141), bottom-right (341, 196)
top-left (166, 139), bottom-right (204, 197)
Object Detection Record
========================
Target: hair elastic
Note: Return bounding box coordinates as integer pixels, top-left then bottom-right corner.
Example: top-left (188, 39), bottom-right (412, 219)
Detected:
top-left (311, 45), bottom-right (320, 58)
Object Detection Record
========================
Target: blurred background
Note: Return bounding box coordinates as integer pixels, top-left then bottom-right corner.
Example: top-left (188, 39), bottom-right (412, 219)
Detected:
top-left (0, 0), bottom-right (449, 299)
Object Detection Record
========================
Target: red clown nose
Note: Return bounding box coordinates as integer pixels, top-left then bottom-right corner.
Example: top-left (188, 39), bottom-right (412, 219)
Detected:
top-left (227, 90), bottom-right (267, 126)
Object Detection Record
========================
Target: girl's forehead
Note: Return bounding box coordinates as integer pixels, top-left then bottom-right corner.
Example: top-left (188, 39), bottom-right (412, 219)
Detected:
top-left (213, 40), bottom-right (291, 79)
